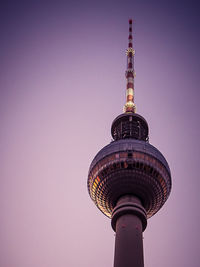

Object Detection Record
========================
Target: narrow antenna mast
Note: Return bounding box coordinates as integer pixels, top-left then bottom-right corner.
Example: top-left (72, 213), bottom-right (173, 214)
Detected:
top-left (124, 19), bottom-right (136, 113)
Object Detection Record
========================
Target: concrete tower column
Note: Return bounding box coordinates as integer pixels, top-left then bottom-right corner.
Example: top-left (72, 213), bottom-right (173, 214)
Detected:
top-left (111, 195), bottom-right (147, 267)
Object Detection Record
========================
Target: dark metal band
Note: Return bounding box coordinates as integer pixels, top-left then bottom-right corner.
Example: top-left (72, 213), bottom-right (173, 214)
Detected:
top-left (111, 200), bottom-right (147, 232)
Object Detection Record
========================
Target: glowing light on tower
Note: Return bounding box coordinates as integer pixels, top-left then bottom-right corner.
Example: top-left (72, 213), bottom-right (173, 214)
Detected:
top-left (87, 20), bottom-right (172, 267)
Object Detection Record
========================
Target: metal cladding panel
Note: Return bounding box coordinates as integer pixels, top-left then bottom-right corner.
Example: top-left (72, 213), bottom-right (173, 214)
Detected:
top-left (89, 139), bottom-right (170, 174)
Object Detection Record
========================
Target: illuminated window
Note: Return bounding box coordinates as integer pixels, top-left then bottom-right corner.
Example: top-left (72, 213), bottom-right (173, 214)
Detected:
top-left (123, 162), bottom-right (128, 168)
top-left (115, 153), bottom-right (119, 159)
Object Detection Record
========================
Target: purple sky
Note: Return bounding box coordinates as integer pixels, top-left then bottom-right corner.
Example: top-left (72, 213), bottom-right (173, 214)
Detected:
top-left (0, 1), bottom-right (200, 267)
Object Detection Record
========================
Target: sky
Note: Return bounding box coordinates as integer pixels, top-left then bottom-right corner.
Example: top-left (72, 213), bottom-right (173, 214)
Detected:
top-left (0, 0), bottom-right (200, 267)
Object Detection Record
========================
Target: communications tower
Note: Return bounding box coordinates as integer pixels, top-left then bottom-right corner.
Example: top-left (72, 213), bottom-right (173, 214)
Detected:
top-left (87, 20), bottom-right (172, 267)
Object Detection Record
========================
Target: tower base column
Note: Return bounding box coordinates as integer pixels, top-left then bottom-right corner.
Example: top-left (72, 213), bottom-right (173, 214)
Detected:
top-left (111, 195), bottom-right (147, 267)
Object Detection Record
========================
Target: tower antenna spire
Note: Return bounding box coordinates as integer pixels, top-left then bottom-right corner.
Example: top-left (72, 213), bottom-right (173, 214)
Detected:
top-left (124, 19), bottom-right (136, 113)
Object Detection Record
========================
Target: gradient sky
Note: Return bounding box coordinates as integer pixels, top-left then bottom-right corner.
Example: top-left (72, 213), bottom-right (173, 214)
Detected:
top-left (0, 1), bottom-right (200, 267)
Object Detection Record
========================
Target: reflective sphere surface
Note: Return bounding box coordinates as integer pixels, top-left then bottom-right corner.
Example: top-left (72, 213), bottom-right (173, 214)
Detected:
top-left (88, 139), bottom-right (171, 218)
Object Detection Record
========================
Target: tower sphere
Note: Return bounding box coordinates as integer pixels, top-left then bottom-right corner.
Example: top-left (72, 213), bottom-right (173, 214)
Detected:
top-left (87, 113), bottom-right (171, 218)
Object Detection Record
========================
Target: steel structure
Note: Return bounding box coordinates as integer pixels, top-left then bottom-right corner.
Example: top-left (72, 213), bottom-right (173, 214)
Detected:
top-left (87, 20), bottom-right (172, 267)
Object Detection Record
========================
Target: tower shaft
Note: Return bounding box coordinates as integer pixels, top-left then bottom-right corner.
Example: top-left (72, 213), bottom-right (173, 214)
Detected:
top-left (111, 195), bottom-right (146, 267)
